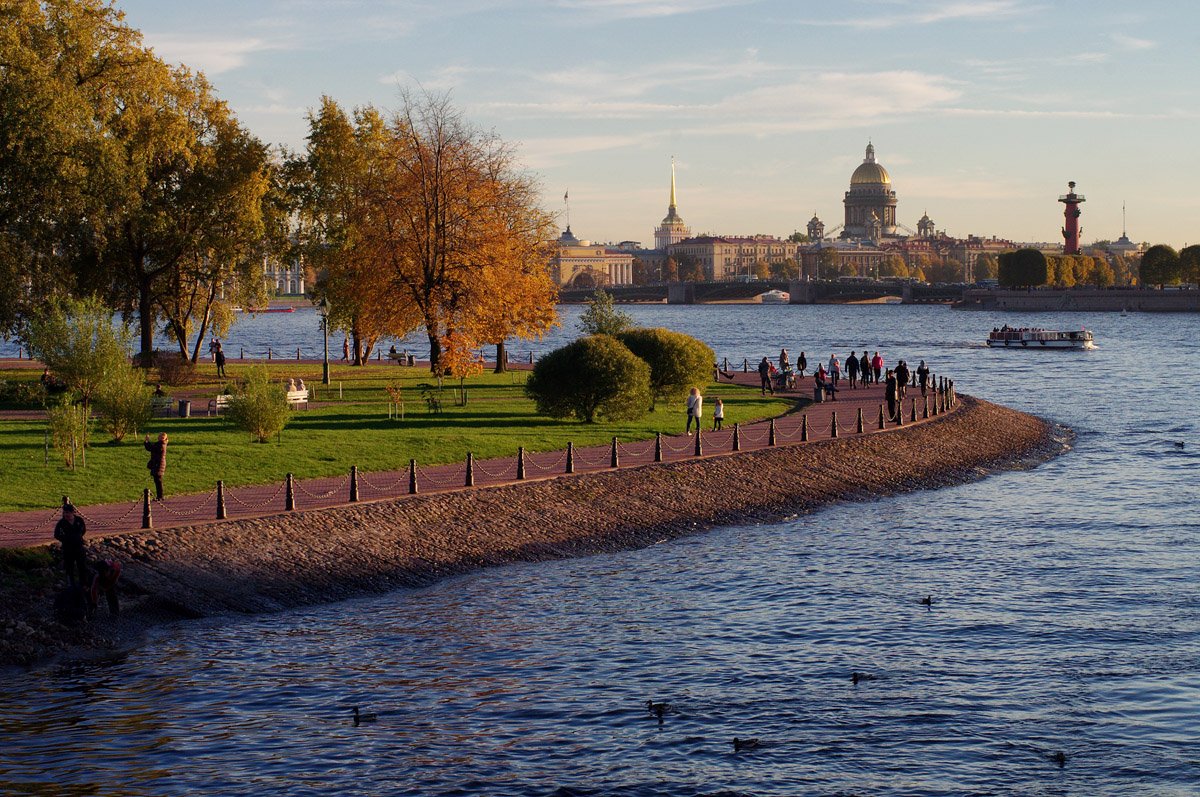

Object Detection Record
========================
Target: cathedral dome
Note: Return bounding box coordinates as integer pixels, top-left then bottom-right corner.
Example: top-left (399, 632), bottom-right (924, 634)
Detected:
top-left (850, 142), bottom-right (891, 186)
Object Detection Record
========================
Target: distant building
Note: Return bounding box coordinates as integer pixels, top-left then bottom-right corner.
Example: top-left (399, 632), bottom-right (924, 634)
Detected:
top-left (264, 256), bottom-right (305, 295)
top-left (799, 239), bottom-right (888, 279)
top-left (653, 159), bottom-right (691, 250)
top-left (842, 142), bottom-right (898, 241)
top-left (549, 226), bottom-right (634, 289)
top-left (667, 234), bottom-right (801, 281)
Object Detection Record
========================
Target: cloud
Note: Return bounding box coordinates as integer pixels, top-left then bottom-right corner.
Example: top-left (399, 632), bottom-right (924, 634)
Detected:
top-left (1110, 33), bottom-right (1156, 51)
top-left (552, 0), bottom-right (753, 19)
top-left (516, 133), bottom-right (661, 167)
top-left (141, 33), bottom-right (286, 75)
top-left (795, 0), bottom-right (1028, 29)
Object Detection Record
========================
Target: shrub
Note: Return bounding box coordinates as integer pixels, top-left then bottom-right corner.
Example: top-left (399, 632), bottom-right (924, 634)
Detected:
top-left (24, 296), bottom-right (133, 408)
top-left (95, 360), bottom-right (152, 442)
top-left (526, 335), bottom-right (651, 423)
top-left (998, 248), bottom-right (1048, 288)
top-left (616, 327), bottom-right (714, 410)
top-left (153, 351), bottom-right (197, 386)
top-left (1139, 244), bottom-right (1180, 288)
top-left (47, 397), bottom-right (90, 469)
top-left (226, 367), bottom-right (290, 442)
top-left (579, 289), bottom-right (634, 337)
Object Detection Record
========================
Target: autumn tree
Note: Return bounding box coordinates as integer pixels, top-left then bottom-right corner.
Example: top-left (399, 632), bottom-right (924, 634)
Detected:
top-left (377, 90), bottom-right (556, 372)
top-left (292, 98), bottom-right (417, 364)
top-left (769, 258), bottom-right (800, 280)
top-left (879, 254), bottom-right (909, 279)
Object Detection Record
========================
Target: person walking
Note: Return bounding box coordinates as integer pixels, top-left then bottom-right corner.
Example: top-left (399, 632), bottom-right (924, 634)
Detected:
top-left (686, 387), bottom-right (703, 435)
top-left (712, 397), bottom-right (724, 431)
top-left (859, 350), bottom-right (871, 384)
top-left (917, 360), bottom-right (930, 396)
top-left (885, 369), bottom-right (899, 423)
top-left (797, 351), bottom-right (807, 378)
top-left (53, 503), bottom-right (88, 587)
top-left (144, 432), bottom-right (168, 500)
top-left (829, 354), bottom-right (841, 387)
top-left (871, 351), bottom-right (884, 384)
top-left (758, 357), bottom-right (774, 395)
top-left (215, 341), bottom-right (227, 378)
top-left (847, 350), bottom-right (859, 389)
top-left (895, 359), bottom-right (909, 400)
top-left (342, 337), bottom-right (350, 361)
top-left (779, 348), bottom-right (790, 371)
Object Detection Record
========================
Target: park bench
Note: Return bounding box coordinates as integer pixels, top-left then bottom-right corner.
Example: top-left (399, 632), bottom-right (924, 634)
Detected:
top-left (286, 388), bottom-right (309, 409)
top-left (387, 351), bottom-right (416, 366)
top-left (208, 394), bottom-right (233, 415)
top-left (151, 396), bottom-right (174, 416)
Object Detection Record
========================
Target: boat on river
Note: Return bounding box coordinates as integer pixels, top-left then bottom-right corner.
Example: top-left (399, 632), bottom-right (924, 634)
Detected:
top-left (987, 326), bottom-right (1095, 350)
top-left (242, 306), bottom-right (295, 313)
top-left (759, 289), bottom-right (790, 304)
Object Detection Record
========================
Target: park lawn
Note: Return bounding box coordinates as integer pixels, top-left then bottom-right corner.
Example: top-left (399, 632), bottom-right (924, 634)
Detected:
top-left (0, 363), bottom-right (790, 512)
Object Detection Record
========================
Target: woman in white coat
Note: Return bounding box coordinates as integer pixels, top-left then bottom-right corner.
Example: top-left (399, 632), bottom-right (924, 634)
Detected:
top-left (686, 387), bottom-right (703, 435)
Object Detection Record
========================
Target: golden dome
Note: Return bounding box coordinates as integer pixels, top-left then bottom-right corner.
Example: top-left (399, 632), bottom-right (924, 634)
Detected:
top-left (849, 141), bottom-right (891, 186)
top-left (851, 161), bottom-right (891, 185)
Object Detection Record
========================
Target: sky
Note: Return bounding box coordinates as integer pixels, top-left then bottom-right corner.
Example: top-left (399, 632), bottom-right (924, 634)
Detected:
top-left (117, 0), bottom-right (1198, 249)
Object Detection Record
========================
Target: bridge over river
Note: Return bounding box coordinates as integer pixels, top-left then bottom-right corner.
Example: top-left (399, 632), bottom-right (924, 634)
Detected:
top-left (559, 279), bottom-right (966, 305)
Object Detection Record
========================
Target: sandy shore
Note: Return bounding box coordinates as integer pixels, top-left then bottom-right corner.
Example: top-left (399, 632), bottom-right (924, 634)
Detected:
top-left (1, 395), bottom-right (1062, 668)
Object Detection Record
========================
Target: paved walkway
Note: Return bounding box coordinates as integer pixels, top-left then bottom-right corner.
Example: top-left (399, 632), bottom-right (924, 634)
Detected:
top-left (0, 365), bottom-right (955, 548)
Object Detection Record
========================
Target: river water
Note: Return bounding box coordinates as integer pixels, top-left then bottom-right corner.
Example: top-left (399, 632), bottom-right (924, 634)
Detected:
top-left (3, 305), bottom-right (1199, 795)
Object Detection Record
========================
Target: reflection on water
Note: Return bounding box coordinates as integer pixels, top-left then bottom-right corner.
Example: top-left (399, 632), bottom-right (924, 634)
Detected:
top-left (2, 306), bottom-right (1199, 795)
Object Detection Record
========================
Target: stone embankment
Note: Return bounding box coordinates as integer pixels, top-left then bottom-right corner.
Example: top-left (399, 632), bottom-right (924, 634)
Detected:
top-left (2, 395), bottom-right (1061, 667)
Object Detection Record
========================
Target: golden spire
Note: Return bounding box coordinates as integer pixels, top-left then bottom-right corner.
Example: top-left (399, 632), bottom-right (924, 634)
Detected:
top-left (669, 156), bottom-right (677, 210)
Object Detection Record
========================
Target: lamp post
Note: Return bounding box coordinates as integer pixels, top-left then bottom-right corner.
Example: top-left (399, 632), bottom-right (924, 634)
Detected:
top-left (319, 296), bottom-right (330, 385)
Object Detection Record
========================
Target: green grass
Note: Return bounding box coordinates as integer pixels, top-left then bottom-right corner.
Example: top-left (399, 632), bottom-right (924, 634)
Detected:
top-left (0, 362), bottom-right (791, 512)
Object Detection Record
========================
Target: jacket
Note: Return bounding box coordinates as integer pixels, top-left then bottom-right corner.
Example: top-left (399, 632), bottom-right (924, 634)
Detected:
top-left (54, 516), bottom-right (86, 551)
top-left (145, 440), bottom-right (166, 476)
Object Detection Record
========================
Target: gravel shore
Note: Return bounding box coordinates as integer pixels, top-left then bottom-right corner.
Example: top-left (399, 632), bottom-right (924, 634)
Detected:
top-left (1, 395), bottom-right (1062, 668)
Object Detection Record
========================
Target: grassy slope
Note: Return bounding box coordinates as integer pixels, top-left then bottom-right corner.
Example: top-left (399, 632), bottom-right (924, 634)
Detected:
top-left (0, 362), bottom-right (789, 512)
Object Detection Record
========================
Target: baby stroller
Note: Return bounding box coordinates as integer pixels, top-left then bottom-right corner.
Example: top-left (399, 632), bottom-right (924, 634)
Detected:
top-left (773, 367), bottom-right (795, 391)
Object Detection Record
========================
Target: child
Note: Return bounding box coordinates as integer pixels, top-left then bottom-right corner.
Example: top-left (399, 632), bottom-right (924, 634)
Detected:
top-left (712, 398), bottom-right (725, 431)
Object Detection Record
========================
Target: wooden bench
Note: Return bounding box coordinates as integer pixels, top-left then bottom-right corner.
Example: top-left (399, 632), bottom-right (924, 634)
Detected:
top-left (387, 351), bottom-right (416, 366)
top-left (286, 389), bottom-right (309, 409)
top-left (208, 394), bottom-right (233, 415)
top-left (151, 396), bottom-right (174, 416)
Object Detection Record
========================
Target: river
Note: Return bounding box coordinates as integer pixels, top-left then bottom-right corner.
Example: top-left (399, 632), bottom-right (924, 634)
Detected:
top-left (2, 304), bottom-right (1198, 795)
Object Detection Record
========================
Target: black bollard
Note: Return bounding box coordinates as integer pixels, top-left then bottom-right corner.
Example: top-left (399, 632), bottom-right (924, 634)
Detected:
top-left (465, 452), bottom-right (474, 486)
top-left (769, 418), bottom-right (777, 446)
top-left (350, 466), bottom-right (359, 502)
top-left (142, 488), bottom-right (152, 529)
top-left (611, 437), bottom-right (619, 468)
top-left (517, 447), bottom-right (526, 480)
top-left (240, 347), bottom-right (244, 360)
top-left (268, 347), bottom-right (272, 360)
top-left (801, 414), bottom-right (809, 442)
top-left (856, 407), bottom-right (865, 433)
top-left (528, 351), bottom-right (534, 364)
top-left (743, 358), bottom-right (749, 372)
top-left (732, 423), bottom-right (741, 451)
top-left (923, 396), bottom-right (930, 419)
top-left (566, 441), bottom-right (575, 473)
top-left (654, 432), bottom-right (663, 463)
top-left (911, 398), bottom-right (917, 423)
top-left (878, 404), bottom-right (886, 429)
top-left (896, 403), bottom-right (904, 426)
top-left (694, 428), bottom-right (703, 457)
top-left (285, 473), bottom-right (295, 510)
top-left (216, 480), bottom-right (227, 520)
top-left (831, 410), bottom-right (839, 438)
top-left (409, 459), bottom-right (418, 494)
top-left (723, 357), bottom-right (729, 372)
top-left (296, 347), bottom-right (300, 360)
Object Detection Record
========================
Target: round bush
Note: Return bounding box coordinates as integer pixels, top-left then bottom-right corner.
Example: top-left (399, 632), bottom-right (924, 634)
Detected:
top-left (616, 327), bottom-right (714, 410)
top-left (526, 335), bottom-right (652, 423)
top-left (226, 366), bottom-right (291, 442)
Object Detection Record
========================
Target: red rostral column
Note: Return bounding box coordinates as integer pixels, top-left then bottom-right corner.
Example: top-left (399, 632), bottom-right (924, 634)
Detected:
top-left (1058, 180), bottom-right (1086, 255)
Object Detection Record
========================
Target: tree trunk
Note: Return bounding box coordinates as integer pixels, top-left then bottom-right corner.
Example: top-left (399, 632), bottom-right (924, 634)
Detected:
top-left (137, 274), bottom-right (154, 367)
top-left (352, 330), bottom-right (364, 366)
top-left (493, 340), bottom-right (507, 373)
top-left (426, 327), bottom-right (441, 373)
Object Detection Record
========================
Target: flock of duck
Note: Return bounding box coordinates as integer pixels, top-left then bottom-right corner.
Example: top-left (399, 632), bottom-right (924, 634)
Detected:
top-left (348, 594), bottom-right (1070, 769)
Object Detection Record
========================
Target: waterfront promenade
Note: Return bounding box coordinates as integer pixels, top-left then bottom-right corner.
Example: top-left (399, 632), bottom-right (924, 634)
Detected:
top-left (0, 364), bottom-right (954, 548)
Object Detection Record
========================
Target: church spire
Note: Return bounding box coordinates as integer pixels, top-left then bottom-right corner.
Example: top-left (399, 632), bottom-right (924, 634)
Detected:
top-left (669, 156), bottom-right (677, 210)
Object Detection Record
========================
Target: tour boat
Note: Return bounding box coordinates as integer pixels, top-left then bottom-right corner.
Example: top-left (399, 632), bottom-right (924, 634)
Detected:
top-left (986, 326), bottom-right (1095, 350)
top-left (242, 306), bottom-right (296, 313)
top-left (759, 289), bottom-right (790, 304)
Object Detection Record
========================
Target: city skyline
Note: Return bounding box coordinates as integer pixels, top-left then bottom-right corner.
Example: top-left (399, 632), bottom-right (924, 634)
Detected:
top-left (117, 0), bottom-right (1197, 248)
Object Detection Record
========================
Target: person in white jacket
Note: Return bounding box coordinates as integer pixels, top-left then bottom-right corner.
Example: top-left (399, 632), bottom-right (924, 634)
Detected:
top-left (686, 387), bottom-right (703, 435)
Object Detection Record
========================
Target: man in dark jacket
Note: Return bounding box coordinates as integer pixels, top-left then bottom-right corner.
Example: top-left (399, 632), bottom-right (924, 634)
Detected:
top-left (758, 357), bottom-right (774, 395)
top-left (846, 350), bottom-right (859, 389)
top-left (53, 504), bottom-right (88, 586)
top-left (859, 351), bottom-right (870, 384)
top-left (895, 360), bottom-right (909, 400)
top-left (917, 360), bottom-right (930, 396)
top-left (144, 432), bottom-right (168, 500)
top-left (885, 369), bottom-right (899, 423)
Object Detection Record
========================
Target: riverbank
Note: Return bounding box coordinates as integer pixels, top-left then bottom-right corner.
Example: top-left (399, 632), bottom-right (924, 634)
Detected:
top-left (0, 395), bottom-right (1062, 668)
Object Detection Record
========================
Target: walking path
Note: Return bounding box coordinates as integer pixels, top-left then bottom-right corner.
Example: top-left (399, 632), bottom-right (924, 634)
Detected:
top-left (0, 366), bottom-right (956, 548)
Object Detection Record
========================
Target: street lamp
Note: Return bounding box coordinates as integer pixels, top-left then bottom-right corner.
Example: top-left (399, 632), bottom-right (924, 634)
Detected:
top-left (319, 295), bottom-right (330, 385)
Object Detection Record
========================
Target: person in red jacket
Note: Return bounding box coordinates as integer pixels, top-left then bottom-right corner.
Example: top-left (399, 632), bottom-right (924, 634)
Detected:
top-left (90, 559), bottom-right (122, 616)
top-left (871, 351), bottom-right (884, 384)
